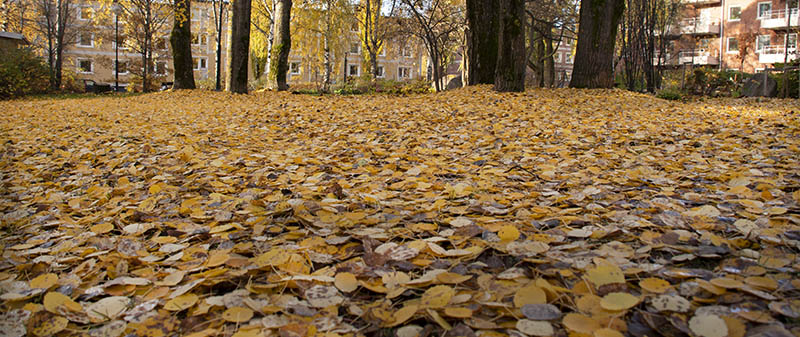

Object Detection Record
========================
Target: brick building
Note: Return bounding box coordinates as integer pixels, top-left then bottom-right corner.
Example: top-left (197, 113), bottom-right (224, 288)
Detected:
top-left (63, 1), bottom-right (228, 91)
top-left (664, 0), bottom-right (798, 72)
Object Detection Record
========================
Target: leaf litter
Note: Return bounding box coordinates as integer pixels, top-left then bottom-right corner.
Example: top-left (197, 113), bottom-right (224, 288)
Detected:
top-left (0, 86), bottom-right (799, 336)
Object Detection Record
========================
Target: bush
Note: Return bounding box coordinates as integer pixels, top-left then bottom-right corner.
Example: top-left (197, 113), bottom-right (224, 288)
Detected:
top-left (656, 87), bottom-right (686, 101)
top-left (331, 77), bottom-right (431, 95)
top-left (686, 68), bottom-right (740, 97)
top-left (773, 60), bottom-right (799, 98)
top-left (0, 47), bottom-right (50, 99)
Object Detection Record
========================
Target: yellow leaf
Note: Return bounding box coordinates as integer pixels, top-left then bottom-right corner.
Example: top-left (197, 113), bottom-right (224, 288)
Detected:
top-left (442, 307), bottom-right (472, 318)
top-left (585, 264), bottom-right (625, 288)
top-left (29, 273), bottom-right (58, 289)
top-left (222, 307), bottom-right (254, 323)
top-left (638, 278), bottom-right (671, 294)
top-left (562, 313), bottom-right (601, 334)
top-left (513, 283), bottom-right (547, 308)
top-left (43, 291), bottom-right (82, 314)
top-left (90, 223), bottom-right (114, 234)
top-left (498, 225), bottom-right (520, 242)
top-left (253, 248), bottom-right (290, 267)
top-left (334, 272), bottom-right (358, 293)
top-left (420, 285), bottom-right (454, 309)
top-left (599, 292), bottom-right (639, 311)
top-left (31, 314), bottom-right (68, 336)
top-left (164, 293), bottom-right (199, 311)
top-left (389, 304), bottom-right (418, 327)
top-left (689, 315), bottom-right (728, 337)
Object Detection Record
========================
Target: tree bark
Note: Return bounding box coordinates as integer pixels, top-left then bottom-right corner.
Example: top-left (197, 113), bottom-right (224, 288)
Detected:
top-left (268, 0), bottom-right (291, 91)
top-left (494, 0), bottom-right (525, 92)
top-left (570, 0), bottom-right (625, 88)
top-left (171, 0), bottom-right (195, 89)
top-left (465, 0), bottom-right (498, 85)
top-left (227, 0), bottom-right (252, 93)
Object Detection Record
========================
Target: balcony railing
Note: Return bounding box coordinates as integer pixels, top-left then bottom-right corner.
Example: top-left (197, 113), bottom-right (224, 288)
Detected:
top-left (680, 18), bottom-right (721, 35)
top-left (760, 8), bottom-right (800, 29)
top-left (758, 45), bottom-right (798, 63)
top-left (679, 49), bottom-right (720, 65)
top-left (682, 0), bottom-right (721, 5)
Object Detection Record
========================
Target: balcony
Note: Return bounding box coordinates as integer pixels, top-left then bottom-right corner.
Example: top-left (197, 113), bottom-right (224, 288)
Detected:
top-left (680, 18), bottom-right (721, 35)
top-left (679, 49), bottom-right (720, 65)
top-left (758, 45), bottom-right (798, 63)
top-left (760, 9), bottom-right (800, 30)
top-left (682, 0), bottom-right (721, 6)
top-left (653, 53), bottom-right (676, 66)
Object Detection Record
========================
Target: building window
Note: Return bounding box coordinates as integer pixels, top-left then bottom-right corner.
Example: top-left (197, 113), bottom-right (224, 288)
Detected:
top-left (398, 66), bottom-right (410, 79)
top-left (77, 32), bottom-right (93, 47)
top-left (757, 2), bottom-right (772, 19)
top-left (554, 52), bottom-right (562, 63)
top-left (78, 7), bottom-right (92, 20)
top-left (351, 22), bottom-right (359, 32)
top-left (757, 35), bottom-right (770, 51)
top-left (289, 61), bottom-right (300, 75)
top-left (112, 35), bottom-right (128, 50)
top-left (155, 61), bottom-right (167, 75)
top-left (729, 6), bottom-right (741, 21)
top-left (565, 52), bottom-right (573, 64)
top-left (191, 9), bottom-right (202, 22)
top-left (77, 59), bottom-right (93, 73)
top-left (376, 65), bottom-right (384, 78)
top-left (113, 60), bottom-right (128, 75)
top-left (350, 42), bottom-right (360, 54)
top-left (727, 37), bottom-right (739, 53)
top-left (348, 64), bottom-right (359, 77)
top-left (155, 37), bottom-right (168, 50)
top-left (379, 47), bottom-right (385, 57)
top-left (192, 33), bottom-right (207, 46)
top-left (193, 57), bottom-right (207, 70)
top-left (787, 33), bottom-right (797, 49)
top-left (401, 45), bottom-right (412, 57)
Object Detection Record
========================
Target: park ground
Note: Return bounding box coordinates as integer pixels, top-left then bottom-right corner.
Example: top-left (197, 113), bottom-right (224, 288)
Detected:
top-left (0, 87), bottom-right (799, 336)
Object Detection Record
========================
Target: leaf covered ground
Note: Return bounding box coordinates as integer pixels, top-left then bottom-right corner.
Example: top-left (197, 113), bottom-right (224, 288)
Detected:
top-left (0, 87), bottom-right (799, 337)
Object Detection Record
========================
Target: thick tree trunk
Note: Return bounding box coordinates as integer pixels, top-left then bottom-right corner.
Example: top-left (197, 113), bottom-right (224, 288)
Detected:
top-left (570, 0), bottom-right (625, 88)
top-left (494, 0), bottom-right (525, 92)
top-left (268, 0), bottom-right (291, 91)
top-left (171, 0), bottom-right (195, 89)
top-left (54, 47), bottom-right (63, 88)
top-left (544, 37), bottom-right (554, 87)
top-left (465, 0), bottom-right (498, 85)
top-left (227, 0), bottom-right (252, 93)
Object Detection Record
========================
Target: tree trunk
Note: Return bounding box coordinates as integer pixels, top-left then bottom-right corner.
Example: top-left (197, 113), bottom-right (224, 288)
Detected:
top-left (171, 0), bottom-right (195, 89)
top-left (494, 0), bottom-right (525, 92)
top-left (570, 0), bottom-right (625, 88)
top-left (227, 0), bottom-right (252, 93)
top-left (465, 0), bottom-right (498, 85)
top-left (544, 37), bottom-right (554, 87)
top-left (268, 0), bottom-right (291, 91)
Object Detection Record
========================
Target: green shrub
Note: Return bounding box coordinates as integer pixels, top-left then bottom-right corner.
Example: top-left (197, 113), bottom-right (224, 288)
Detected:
top-left (0, 47), bottom-right (50, 99)
top-left (656, 87), bottom-right (685, 100)
top-left (773, 60), bottom-right (799, 98)
top-left (686, 68), bottom-right (741, 97)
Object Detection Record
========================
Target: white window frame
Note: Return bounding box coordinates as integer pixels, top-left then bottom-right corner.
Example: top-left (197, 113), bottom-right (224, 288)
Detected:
top-left (398, 66), bottom-right (411, 79)
top-left (756, 35), bottom-right (771, 52)
top-left (113, 60), bottom-right (129, 75)
top-left (77, 58), bottom-right (93, 74)
top-left (565, 52), bottom-right (573, 64)
top-left (349, 42), bottom-right (360, 54)
top-left (78, 6), bottom-right (92, 21)
top-left (348, 64), bottom-right (359, 77)
top-left (193, 57), bottom-right (207, 70)
top-left (77, 32), bottom-right (94, 47)
top-left (191, 8), bottom-right (202, 22)
top-left (554, 52), bottom-right (562, 63)
top-left (401, 45), bottom-right (412, 58)
top-left (289, 61), bottom-right (300, 75)
top-left (112, 35), bottom-right (129, 50)
top-left (376, 65), bottom-right (385, 78)
top-left (757, 2), bottom-right (772, 19)
top-left (728, 6), bottom-right (741, 21)
top-left (155, 61), bottom-right (167, 75)
top-left (727, 37), bottom-right (739, 53)
top-left (787, 33), bottom-right (798, 49)
top-left (191, 33), bottom-right (207, 46)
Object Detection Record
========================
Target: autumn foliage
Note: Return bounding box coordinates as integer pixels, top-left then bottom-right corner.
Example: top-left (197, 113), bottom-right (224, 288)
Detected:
top-left (0, 88), bottom-right (799, 336)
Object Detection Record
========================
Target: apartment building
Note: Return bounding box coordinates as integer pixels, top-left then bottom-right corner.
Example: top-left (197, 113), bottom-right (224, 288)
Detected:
top-left (284, 36), bottom-right (424, 85)
top-left (663, 0), bottom-right (798, 72)
top-left (64, 1), bottom-right (228, 91)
